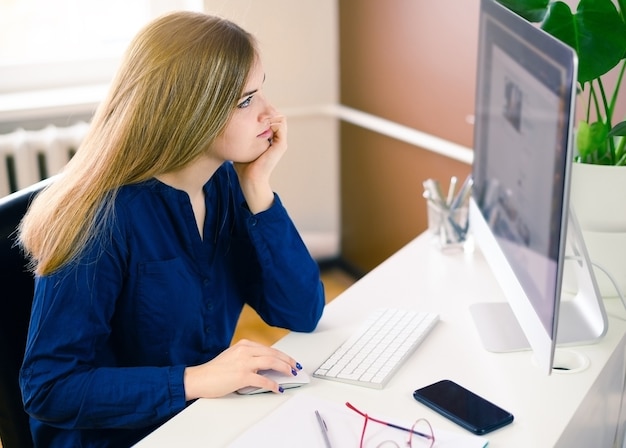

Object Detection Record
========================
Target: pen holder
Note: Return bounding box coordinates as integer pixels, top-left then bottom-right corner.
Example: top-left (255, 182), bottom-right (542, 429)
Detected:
top-left (426, 201), bottom-right (470, 250)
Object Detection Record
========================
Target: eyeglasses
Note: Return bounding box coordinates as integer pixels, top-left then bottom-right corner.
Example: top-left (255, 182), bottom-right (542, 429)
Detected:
top-left (345, 402), bottom-right (435, 448)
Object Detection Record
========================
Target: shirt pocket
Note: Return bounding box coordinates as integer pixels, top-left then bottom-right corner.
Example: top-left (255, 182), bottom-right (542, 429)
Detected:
top-left (134, 258), bottom-right (203, 361)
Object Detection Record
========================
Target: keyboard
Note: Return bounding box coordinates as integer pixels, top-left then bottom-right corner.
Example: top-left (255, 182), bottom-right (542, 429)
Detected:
top-left (313, 308), bottom-right (439, 389)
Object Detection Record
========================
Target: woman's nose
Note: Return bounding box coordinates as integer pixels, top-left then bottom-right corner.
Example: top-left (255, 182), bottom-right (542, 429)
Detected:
top-left (262, 103), bottom-right (277, 121)
top-left (259, 94), bottom-right (277, 121)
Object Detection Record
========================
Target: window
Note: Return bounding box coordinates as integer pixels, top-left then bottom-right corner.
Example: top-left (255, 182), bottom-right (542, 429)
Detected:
top-left (0, 0), bottom-right (203, 94)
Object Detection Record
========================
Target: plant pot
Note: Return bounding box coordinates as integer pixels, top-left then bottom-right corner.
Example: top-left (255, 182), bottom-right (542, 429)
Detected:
top-left (567, 163), bottom-right (626, 297)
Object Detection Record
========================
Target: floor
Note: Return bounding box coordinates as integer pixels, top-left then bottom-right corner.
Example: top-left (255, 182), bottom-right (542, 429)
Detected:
top-left (232, 266), bottom-right (356, 345)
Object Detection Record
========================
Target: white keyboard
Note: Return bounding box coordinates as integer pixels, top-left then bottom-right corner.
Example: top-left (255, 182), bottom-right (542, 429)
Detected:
top-left (313, 308), bottom-right (439, 389)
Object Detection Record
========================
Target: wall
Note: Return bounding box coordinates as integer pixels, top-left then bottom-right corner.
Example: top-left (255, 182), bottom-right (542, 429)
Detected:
top-left (203, 0), bottom-right (340, 259)
top-left (337, 0), bottom-right (626, 274)
top-left (339, 0), bottom-right (478, 273)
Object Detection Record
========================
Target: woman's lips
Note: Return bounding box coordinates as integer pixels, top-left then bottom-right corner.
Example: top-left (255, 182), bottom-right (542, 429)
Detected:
top-left (258, 128), bottom-right (273, 139)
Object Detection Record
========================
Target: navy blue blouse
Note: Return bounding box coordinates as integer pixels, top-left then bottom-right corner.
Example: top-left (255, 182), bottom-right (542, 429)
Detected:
top-left (20, 162), bottom-right (325, 447)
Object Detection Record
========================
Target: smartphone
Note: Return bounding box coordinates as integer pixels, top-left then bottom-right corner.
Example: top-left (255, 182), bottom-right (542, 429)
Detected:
top-left (413, 379), bottom-right (514, 435)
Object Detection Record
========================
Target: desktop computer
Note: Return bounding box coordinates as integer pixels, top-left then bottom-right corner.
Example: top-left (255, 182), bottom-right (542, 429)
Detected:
top-left (468, 0), bottom-right (608, 375)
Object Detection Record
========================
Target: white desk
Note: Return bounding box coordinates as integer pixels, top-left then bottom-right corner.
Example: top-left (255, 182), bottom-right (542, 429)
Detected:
top-left (136, 233), bottom-right (626, 447)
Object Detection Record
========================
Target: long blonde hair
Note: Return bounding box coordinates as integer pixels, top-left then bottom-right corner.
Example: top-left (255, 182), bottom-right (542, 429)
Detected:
top-left (19, 11), bottom-right (257, 275)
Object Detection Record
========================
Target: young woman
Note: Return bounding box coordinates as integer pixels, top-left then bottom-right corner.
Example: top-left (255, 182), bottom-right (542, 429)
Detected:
top-left (17, 11), bottom-right (325, 447)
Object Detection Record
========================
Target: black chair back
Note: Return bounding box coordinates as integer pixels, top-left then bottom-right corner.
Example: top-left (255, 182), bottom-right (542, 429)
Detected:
top-left (0, 179), bottom-right (51, 448)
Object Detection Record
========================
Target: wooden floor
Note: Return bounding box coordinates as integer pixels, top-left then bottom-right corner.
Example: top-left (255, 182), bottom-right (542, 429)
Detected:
top-left (231, 266), bottom-right (356, 346)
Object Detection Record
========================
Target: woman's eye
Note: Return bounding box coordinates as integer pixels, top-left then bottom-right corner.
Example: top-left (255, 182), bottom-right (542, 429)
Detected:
top-left (237, 96), bottom-right (253, 109)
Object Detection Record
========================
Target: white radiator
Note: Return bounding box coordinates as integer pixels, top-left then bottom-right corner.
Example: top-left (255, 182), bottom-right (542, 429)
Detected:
top-left (0, 122), bottom-right (89, 197)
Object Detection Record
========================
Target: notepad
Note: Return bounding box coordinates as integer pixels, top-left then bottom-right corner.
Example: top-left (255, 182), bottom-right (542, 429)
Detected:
top-left (229, 393), bottom-right (488, 448)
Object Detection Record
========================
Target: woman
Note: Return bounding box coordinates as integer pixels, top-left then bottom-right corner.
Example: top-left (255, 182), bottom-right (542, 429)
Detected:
top-left (18, 11), bottom-right (325, 447)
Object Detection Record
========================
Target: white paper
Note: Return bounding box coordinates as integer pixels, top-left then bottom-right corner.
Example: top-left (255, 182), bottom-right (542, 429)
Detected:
top-left (229, 393), bottom-right (488, 448)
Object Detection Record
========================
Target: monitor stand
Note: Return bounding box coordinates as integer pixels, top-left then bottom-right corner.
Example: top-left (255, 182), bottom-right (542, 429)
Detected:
top-left (469, 207), bottom-right (608, 353)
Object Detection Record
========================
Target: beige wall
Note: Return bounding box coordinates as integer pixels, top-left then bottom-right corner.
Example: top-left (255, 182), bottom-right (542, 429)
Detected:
top-left (203, 1), bottom-right (340, 258)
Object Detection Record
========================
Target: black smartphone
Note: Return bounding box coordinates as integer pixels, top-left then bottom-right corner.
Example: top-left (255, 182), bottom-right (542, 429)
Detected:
top-left (413, 379), bottom-right (514, 435)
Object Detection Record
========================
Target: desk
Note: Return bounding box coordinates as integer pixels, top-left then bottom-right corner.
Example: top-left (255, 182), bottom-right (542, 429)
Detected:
top-left (135, 233), bottom-right (626, 447)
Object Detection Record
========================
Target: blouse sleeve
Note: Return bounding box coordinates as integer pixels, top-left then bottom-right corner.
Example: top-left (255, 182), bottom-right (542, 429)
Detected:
top-left (242, 193), bottom-right (325, 333)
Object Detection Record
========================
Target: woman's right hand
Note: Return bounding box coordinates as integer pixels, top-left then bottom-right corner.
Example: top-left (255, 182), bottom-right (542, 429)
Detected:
top-left (233, 114), bottom-right (287, 214)
top-left (183, 339), bottom-right (302, 400)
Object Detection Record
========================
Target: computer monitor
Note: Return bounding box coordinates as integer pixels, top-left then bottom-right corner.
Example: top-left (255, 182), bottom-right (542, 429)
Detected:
top-left (468, 0), bottom-right (608, 375)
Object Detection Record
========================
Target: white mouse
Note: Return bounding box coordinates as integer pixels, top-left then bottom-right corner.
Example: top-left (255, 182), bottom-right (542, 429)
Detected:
top-left (236, 368), bottom-right (311, 395)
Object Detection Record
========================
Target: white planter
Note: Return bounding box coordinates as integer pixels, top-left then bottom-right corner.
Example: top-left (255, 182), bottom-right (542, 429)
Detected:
top-left (568, 163), bottom-right (626, 297)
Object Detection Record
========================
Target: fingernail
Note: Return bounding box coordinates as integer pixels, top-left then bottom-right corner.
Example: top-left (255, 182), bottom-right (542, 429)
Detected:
top-left (291, 368), bottom-right (298, 376)
top-left (278, 386), bottom-right (284, 393)
top-left (296, 362), bottom-right (303, 370)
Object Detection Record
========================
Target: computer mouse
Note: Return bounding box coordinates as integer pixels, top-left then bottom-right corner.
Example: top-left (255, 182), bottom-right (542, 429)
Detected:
top-left (236, 368), bottom-right (311, 395)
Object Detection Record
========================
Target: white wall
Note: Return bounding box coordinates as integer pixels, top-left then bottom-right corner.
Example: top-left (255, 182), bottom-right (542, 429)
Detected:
top-left (203, 0), bottom-right (340, 259)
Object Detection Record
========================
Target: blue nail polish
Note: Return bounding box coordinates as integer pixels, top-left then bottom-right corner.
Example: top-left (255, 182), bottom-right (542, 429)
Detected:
top-left (278, 386), bottom-right (284, 393)
top-left (296, 362), bottom-right (303, 370)
top-left (291, 368), bottom-right (298, 376)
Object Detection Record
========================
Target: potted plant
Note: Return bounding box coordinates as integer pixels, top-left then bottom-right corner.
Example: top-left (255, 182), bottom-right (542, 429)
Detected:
top-left (497, 0), bottom-right (626, 296)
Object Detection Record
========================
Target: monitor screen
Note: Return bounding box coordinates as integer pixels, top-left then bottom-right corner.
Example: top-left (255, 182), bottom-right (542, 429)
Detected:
top-left (468, 0), bottom-right (606, 374)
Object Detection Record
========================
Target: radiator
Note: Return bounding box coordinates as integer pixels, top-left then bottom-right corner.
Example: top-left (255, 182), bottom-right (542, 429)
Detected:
top-left (0, 122), bottom-right (89, 197)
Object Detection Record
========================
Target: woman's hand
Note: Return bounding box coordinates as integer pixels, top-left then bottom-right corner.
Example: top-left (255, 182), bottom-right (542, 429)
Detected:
top-left (183, 339), bottom-right (302, 400)
top-left (233, 115), bottom-right (287, 214)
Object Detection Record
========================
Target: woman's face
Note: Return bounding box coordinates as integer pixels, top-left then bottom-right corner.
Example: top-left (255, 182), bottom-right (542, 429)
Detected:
top-left (210, 58), bottom-right (277, 163)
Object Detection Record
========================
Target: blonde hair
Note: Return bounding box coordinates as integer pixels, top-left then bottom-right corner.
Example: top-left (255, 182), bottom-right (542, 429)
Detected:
top-left (19, 11), bottom-right (257, 275)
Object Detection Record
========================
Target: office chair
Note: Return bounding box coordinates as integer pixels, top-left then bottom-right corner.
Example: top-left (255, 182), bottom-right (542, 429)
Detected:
top-left (0, 178), bottom-right (51, 448)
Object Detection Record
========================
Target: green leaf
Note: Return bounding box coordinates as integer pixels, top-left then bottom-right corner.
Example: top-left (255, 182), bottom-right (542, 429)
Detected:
top-left (541, 3), bottom-right (577, 54)
top-left (576, 120), bottom-right (609, 162)
top-left (496, 0), bottom-right (550, 21)
top-left (542, 0), bottom-right (626, 83)
top-left (608, 120), bottom-right (626, 137)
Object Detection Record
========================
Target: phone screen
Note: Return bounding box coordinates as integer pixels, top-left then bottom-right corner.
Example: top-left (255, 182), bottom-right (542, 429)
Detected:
top-left (413, 379), bottom-right (514, 435)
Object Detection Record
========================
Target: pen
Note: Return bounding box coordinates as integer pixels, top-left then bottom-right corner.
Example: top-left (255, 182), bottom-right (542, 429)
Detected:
top-left (381, 421), bottom-right (431, 439)
top-left (423, 179), bottom-right (447, 208)
top-left (448, 175), bottom-right (473, 211)
top-left (315, 409), bottom-right (333, 448)
top-left (446, 175), bottom-right (457, 207)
